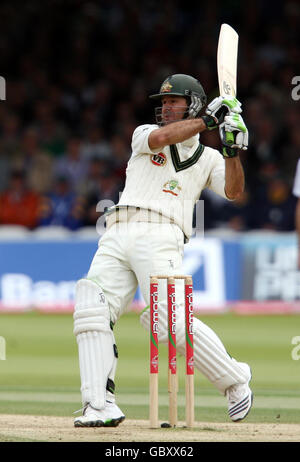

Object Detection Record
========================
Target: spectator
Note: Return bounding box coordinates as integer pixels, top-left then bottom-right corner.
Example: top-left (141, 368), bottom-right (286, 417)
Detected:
top-left (39, 176), bottom-right (85, 230)
top-left (91, 80), bottom-right (113, 133)
top-left (110, 134), bottom-right (130, 186)
top-left (219, 189), bottom-right (257, 231)
top-left (0, 113), bottom-right (21, 157)
top-left (80, 157), bottom-right (112, 196)
top-left (33, 100), bottom-right (68, 156)
top-left (0, 169), bottom-right (41, 229)
top-left (280, 126), bottom-right (300, 181)
top-left (251, 177), bottom-right (297, 231)
top-left (81, 126), bottom-right (111, 161)
top-left (13, 127), bottom-right (54, 194)
top-left (83, 172), bottom-right (121, 226)
top-left (54, 137), bottom-right (88, 193)
top-left (251, 117), bottom-right (279, 168)
top-left (0, 2), bottom-right (298, 233)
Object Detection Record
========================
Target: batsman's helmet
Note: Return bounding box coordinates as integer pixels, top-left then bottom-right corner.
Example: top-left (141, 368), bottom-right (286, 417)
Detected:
top-left (149, 74), bottom-right (207, 124)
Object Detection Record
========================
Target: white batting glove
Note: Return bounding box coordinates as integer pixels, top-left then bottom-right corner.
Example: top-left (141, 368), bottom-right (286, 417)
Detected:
top-left (219, 113), bottom-right (249, 157)
top-left (206, 96), bottom-right (242, 125)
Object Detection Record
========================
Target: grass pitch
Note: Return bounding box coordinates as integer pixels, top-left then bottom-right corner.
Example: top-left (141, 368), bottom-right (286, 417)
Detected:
top-left (0, 311), bottom-right (299, 424)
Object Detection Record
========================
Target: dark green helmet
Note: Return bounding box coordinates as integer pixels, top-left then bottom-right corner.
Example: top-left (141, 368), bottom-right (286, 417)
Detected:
top-left (149, 74), bottom-right (207, 107)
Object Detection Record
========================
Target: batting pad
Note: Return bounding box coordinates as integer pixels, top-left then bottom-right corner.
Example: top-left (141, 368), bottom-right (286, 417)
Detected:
top-left (74, 279), bottom-right (116, 410)
top-left (140, 305), bottom-right (250, 394)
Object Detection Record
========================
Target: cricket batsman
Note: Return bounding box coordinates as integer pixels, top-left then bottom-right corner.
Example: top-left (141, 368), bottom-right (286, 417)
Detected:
top-left (73, 74), bottom-right (252, 427)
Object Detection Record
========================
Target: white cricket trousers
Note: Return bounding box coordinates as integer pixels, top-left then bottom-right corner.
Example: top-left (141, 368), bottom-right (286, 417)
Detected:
top-left (87, 221), bottom-right (250, 394)
top-left (88, 221), bottom-right (184, 322)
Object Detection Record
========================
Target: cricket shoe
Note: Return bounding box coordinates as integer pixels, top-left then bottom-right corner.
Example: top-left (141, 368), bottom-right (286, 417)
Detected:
top-left (74, 402), bottom-right (125, 428)
top-left (226, 363), bottom-right (253, 422)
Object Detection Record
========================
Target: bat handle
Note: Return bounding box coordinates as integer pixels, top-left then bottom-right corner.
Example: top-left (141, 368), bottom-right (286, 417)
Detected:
top-left (225, 131), bottom-right (235, 145)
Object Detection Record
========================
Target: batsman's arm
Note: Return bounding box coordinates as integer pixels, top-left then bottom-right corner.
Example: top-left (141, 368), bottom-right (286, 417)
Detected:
top-left (148, 96), bottom-right (241, 150)
top-left (224, 155), bottom-right (245, 200)
top-left (219, 112), bottom-right (247, 199)
top-left (148, 117), bottom-right (209, 150)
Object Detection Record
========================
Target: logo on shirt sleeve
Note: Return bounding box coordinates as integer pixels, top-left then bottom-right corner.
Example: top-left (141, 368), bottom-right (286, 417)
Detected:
top-left (151, 152), bottom-right (167, 166)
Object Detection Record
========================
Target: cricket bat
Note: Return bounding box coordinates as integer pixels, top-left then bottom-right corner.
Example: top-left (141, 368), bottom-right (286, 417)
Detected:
top-left (217, 23), bottom-right (239, 97)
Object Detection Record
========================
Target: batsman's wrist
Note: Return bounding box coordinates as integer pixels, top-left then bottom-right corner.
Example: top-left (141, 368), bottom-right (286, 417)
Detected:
top-left (222, 145), bottom-right (239, 158)
top-left (201, 115), bottom-right (217, 130)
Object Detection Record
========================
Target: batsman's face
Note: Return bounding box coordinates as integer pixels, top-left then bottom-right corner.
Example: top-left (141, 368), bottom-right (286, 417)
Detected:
top-left (161, 96), bottom-right (188, 124)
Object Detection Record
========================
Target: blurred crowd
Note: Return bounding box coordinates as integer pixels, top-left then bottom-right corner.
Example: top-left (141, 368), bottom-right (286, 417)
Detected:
top-left (0, 0), bottom-right (299, 232)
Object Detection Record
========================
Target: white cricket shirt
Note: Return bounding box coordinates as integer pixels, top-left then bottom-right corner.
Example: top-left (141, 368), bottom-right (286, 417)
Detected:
top-left (293, 158), bottom-right (300, 197)
top-left (117, 124), bottom-right (227, 238)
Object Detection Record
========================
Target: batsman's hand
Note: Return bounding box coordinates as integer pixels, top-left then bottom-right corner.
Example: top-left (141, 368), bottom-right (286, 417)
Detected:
top-left (203, 96), bottom-right (242, 130)
top-left (219, 113), bottom-right (249, 158)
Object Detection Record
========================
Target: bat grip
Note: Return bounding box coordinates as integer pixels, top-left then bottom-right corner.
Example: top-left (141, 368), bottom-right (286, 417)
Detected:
top-left (225, 131), bottom-right (235, 144)
top-left (216, 105), bottom-right (229, 124)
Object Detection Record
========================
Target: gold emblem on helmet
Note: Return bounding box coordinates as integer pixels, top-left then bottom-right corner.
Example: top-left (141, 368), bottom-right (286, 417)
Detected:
top-left (160, 81), bottom-right (173, 93)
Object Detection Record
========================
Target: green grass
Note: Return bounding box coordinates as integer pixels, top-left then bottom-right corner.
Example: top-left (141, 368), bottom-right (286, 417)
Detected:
top-left (0, 312), bottom-right (300, 423)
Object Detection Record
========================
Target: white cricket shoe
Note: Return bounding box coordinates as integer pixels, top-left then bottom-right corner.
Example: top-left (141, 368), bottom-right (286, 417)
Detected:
top-left (74, 401), bottom-right (125, 428)
top-left (226, 364), bottom-right (253, 422)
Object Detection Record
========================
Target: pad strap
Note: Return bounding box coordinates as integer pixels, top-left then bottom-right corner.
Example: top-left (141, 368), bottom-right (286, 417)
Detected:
top-left (106, 378), bottom-right (115, 394)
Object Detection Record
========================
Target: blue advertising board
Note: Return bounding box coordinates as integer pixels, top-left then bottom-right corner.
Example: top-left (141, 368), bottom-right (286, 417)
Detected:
top-left (0, 237), bottom-right (241, 313)
top-left (236, 232), bottom-right (300, 313)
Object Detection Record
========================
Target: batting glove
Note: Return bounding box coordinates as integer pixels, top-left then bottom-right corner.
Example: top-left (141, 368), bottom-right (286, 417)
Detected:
top-left (219, 113), bottom-right (249, 158)
top-left (203, 96), bottom-right (242, 130)
top-left (188, 93), bottom-right (205, 119)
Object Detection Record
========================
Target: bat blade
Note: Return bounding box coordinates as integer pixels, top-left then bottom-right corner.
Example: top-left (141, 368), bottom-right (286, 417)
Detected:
top-left (217, 23), bottom-right (239, 97)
